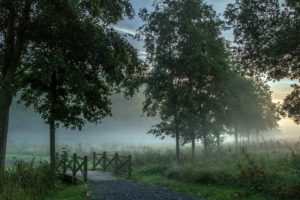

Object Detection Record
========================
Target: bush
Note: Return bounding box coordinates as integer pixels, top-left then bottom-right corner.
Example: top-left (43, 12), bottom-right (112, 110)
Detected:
top-left (0, 159), bottom-right (57, 200)
top-left (236, 153), bottom-right (268, 192)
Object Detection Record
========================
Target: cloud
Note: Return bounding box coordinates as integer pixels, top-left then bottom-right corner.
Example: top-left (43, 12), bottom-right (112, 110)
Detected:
top-left (113, 26), bottom-right (137, 36)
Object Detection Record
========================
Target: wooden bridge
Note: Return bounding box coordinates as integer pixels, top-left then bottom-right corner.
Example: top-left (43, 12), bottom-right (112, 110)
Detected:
top-left (56, 151), bottom-right (132, 183)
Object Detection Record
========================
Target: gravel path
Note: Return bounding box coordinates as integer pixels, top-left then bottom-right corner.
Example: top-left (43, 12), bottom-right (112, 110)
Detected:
top-left (87, 179), bottom-right (199, 200)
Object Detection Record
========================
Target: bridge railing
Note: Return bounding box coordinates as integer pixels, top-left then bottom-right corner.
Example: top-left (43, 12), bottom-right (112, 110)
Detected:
top-left (56, 152), bottom-right (88, 183)
top-left (92, 152), bottom-right (132, 178)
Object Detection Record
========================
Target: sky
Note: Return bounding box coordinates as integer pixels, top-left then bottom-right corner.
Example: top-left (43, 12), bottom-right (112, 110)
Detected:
top-left (114, 0), bottom-right (299, 139)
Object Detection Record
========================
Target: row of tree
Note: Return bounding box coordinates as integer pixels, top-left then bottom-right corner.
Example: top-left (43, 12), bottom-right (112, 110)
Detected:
top-left (139, 0), bottom-right (280, 163)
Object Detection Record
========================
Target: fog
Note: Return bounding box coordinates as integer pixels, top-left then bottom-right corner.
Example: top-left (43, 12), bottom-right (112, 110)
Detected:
top-left (8, 92), bottom-right (172, 153)
top-left (8, 88), bottom-right (296, 155)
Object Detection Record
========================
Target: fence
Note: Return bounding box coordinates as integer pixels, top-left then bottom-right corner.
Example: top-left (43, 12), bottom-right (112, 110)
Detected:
top-left (56, 152), bottom-right (88, 183)
top-left (92, 152), bottom-right (132, 178)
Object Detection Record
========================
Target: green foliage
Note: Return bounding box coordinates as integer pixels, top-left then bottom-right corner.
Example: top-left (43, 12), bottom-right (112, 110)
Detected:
top-left (0, 0), bottom-right (145, 172)
top-left (0, 159), bottom-right (56, 200)
top-left (226, 75), bottom-right (280, 137)
top-left (225, 0), bottom-right (300, 124)
top-left (282, 84), bottom-right (300, 124)
top-left (133, 170), bottom-right (274, 200)
top-left (139, 0), bottom-right (233, 161)
top-left (16, 0), bottom-right (144, 130)
top-left (125, 140), bottom-right (300, 199)
top-left (237, 154), bottom-right (268, 192)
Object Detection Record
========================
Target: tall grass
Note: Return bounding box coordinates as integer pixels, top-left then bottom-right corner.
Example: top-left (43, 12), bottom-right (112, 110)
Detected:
top-left (7, 139), bottom-right (300, 199)
top-left (0, 159), bottom-right (56, 200)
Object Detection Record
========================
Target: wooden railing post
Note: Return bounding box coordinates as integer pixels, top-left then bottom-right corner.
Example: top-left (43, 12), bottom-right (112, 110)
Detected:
top-left (72, 153), bottom-right (77, 183)
top-left (103, 151), bottom-right (107, 171)
top-left (63, 154), bottom-right (67, 176)
top-left (128, 155), bottom-right (132, 178)
top-left (114, 153), bottom-right (119, 175)
top-left (93, 152), bottom-right (96, 171)
top-left (84, 156), bottom-right (88, 183)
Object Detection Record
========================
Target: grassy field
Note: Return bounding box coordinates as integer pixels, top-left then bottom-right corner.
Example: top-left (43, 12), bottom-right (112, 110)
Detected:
top-left (133, 173), bottom-right (274, 200)
top-left (5, 139), bottom-right (300, 199)
top-left (125, 140), bottom-right (300, 200)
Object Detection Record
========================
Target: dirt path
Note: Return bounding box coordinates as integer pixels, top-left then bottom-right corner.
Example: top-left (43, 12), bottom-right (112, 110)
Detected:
top-left (86, 171), bottom-right (198, 200)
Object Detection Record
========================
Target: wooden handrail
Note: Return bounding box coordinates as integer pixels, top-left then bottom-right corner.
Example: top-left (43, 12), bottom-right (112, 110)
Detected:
top-left (56, 152), bottom-right (88, 183)
top-left (92, 151), bottom-right (132, 178)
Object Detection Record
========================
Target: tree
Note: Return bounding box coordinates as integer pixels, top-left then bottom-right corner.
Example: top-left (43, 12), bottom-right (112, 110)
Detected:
top-left (139, 0), bottom-right (230, 163)
top-left (0, 0), bottom-right (142, 173)
top-left (282, 85), bottom-right (300, 124)
top-left (225, 75), bottom-right (279, 146)
top-left (225, 0), bottom-right (300, 124)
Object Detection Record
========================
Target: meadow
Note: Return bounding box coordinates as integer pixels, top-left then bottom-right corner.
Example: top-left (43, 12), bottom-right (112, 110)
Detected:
top-left (4, 139), bottom-right (300, 200)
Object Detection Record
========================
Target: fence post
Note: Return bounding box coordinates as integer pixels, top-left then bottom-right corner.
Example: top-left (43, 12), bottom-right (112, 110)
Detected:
top-left (93, 152), bottom-right (96, 171)
top-left (84, 156), bottom-right (88, 183)
top-left (103, 151), bottom-right (107, 171)
top-left (72, 153), bottom-right (77, 183)
top-left (128, 155), bottom-right (132, 178)
top-left (114, 153), bottom-right (119, 175)
top-left (62, 153), bottom-right (67, 176)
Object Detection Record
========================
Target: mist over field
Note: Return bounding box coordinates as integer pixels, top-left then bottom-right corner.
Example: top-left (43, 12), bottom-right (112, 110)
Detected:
top-left (8, 90), bottom-right (286, 155)
top-left (8, 92), bottom-right (164, 150)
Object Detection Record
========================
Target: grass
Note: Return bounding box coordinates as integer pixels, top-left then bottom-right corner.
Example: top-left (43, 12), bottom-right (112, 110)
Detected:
top-left (125, 140), bottom-right (300, 200)
top-left (43, 184), bottom-right (87, 200)
top-left (133, 173), bottom-right (275, 200)
top-left (0, 159), bottom-right (56, 200)
top-left (7, 139), bottom-right (300, 199)
top-left (6, 154), bottom-right (48, 161)
top-left (1, 158), bottom-right (87, 200)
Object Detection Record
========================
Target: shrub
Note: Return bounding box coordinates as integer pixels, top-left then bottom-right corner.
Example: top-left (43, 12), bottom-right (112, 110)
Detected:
top-left (0, 159), bottom-right (57, 200)
top-left (237, 153), bottom-right (268, 192)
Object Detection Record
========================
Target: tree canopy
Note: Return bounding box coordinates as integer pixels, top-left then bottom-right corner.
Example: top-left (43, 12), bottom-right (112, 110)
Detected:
top-left (0, 0), bottom-right (145, 172)
top-left (225, 0), bottom-right (300, 124)
top-left (139, 0), bottom-right (232, 162)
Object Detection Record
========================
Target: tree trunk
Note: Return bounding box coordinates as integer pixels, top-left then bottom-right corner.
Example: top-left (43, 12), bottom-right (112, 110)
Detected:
top-left (49, 69), bottom-right (58, 173)
top-left (234, 124), bottom-right (238, 149)
top-left (247, 129), bottom-right (250, 143)
top-left (0, 1), bottom-right (30, 173)
top-left (175, 129), bottom-right (180, 164)
top-left (172, 97), bottom-right (180, 164)
top-left (191, 132), bottom-right (195, 161)
top-left (174, 110), bottom-right (180, 164)
top-left (49, 119), bottom-right (56, 172)
top-left (216, 134), bottom-right (220, 154)
top-left (0, 89), bottom-right (12, 172)
top-left (203, 135), bottom-right (208, 158)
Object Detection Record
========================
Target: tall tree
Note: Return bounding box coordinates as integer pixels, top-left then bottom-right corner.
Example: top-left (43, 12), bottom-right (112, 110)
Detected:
top-left (139, 0), bottom-right (229, 163)
top-left (226, 75), bottom-right (280, 145)
top-left (0, 0), bottom-right (142, 172)
top-left (225, 0), bottom-right (300, 124)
